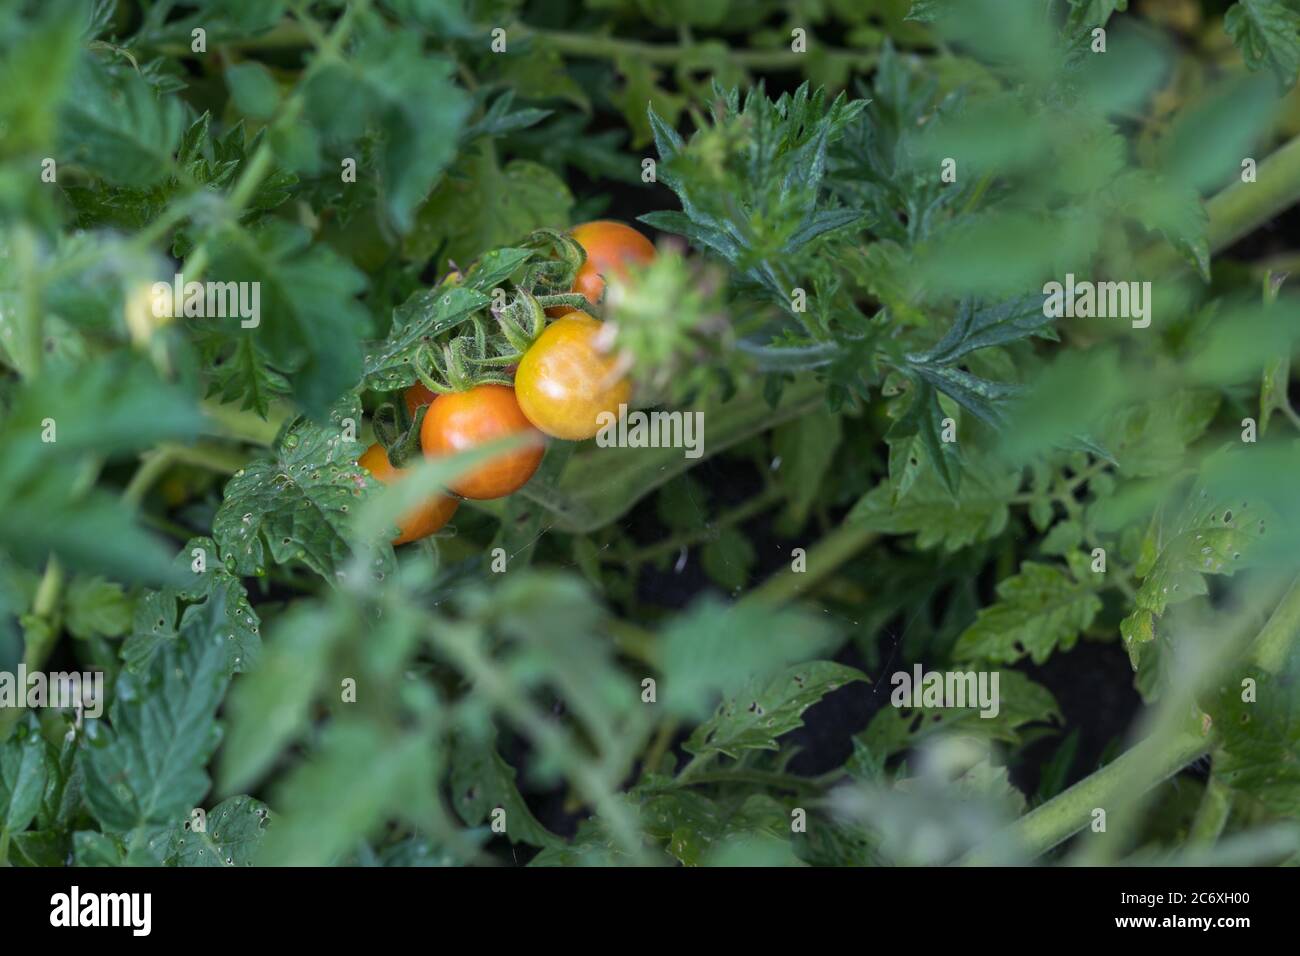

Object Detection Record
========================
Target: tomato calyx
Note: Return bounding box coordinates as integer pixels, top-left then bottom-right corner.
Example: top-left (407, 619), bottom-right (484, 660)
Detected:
top-left (519, 227), bottom-right (615, 316)
top-left (485, 288), bottom-right (549, 359)
top-left (411, 318), bottom-right (514, 395)
top-left (519, 227), bottom-right (586, 294)
top-left (533, 291), bottom-right (594, 315)
top-left (371, 400), bottom-right (427, 469)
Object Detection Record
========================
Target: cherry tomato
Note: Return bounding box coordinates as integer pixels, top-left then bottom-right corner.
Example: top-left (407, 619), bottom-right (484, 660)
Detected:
top-left (404, 382), bottom-right (436, 418)
top-left (514, 312), bottom-right (632, 441)
top-left (420, 384), bottom-right (544, 500)
top-left (547, 220), bottom-right (656, 316)
top-left (358, 442), bottom-right (459, 545)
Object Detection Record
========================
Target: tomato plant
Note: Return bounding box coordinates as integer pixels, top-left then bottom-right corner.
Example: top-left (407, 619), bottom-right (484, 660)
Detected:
top-left (2, 0), bottom-right (1300, 884)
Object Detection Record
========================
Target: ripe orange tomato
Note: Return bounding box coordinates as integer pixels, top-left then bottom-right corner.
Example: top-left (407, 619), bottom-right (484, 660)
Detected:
top-left (572, 220), bottom-right (655, 305)
top-left (547, 221), bottom-right (656, 316)
top-left (404, 382), bottom-right (437, 418)
top-left (514, 312), bottom-right (632, 441)
top-left (358, 442), bottom-right (459, 545)
top-left (420, 384), bottom-right (545, 500)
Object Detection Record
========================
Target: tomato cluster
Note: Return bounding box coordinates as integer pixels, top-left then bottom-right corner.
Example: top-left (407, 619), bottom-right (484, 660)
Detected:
top-left (360, 220), bottom-right (653, 545)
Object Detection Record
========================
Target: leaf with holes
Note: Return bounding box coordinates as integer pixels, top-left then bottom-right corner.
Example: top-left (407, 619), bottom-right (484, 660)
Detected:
top-left (684, 662), bottom-right (867, 759)
top-left (213, 398), bottom-right (383, 580)
top-left (954, 561), bottom-right (1103, 665)
top-left (167, 795), bottom-right (271, 866)
top-left (860, 670), bottom-right (1061, 758)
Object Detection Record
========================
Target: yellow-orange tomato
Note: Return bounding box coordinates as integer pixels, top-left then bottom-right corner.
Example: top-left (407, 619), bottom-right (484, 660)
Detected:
top-left (514, 312), bottom-right (632, 441)
top-left (404, 382), bottom-right (437, 418)
top-left (420, 384), bottom-right (544, 500)
top-left (546, 220), bottom-right (656, 316)
top-left (358, 442), bottom-right (459, 545)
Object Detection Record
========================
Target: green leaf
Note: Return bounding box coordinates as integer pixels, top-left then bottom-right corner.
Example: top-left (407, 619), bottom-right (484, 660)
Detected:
top-left (72, 830), bottom-right (126, 866)
top-left (123, 537), bottom-right (261, 677)
top-left (63, 575), bottom-right (132, 640)
top-left (1208, 648), bottom-right (1300, 815)
top-left (773, 409), bottom-right (843, 527)
top-left (900, 298), bottom-right (1051, 434)
top-left (886, 379), bottom-right (961, 498)
top-left (361, 285), bottom-right (489, 392)
top-left (0, 357), bottom-right (203, 582)
top-left (910, 295), bottom-right (1056, 367)
top-left (207, 222), bottom-right (370, 417)
top-left (0, 0), bottom-right (82, 157)
top-left (700, 526), bottom-right (756, 592)
top-left (1261, 358), bottom-right (1292, 434)
top-left (449, 731), bottom-right (561, 849)
top-left (656, 473), bottom-right (709, 531)
top-left (213, 398), bottom-right (373, 580)
top-left (849, 455), bottom-right (1018, 552)
top-left (614, 55), bottom-right (687, 148)
top-left (1035, 729), bottom-right (1082, 803)
top-left (218, 600), bottom-right (345, 794)
top-left (658, 599), bottom-right (837, 720)
top-left (257, 720), bottom-right (438, 865)
top-left (0, 717), bottom-right (52, 836)
top-left (463, 246), bottom-right (535, 292)
top-left (36, 730), bottom-right (80, 834)
top-left (905, 0), bottom-right (947, 22)
top-left (304, 32), bottom-right (471, 231)
top-left (376, 835), bottom-right (478, 867)
top-left (11, 829), bottom-right (69, 867)
top-left (1101, 389), bottom-right (1220, 478)
top-left (1066, 0), bottom-right (1129, 29)
top-left (79, 593), bottom-right (230, 831)
top-left (1041, 520), bottom-right (1084, 556)
top-left (405, 143), bottom-right (574, 267)
top-left (225, 61), bottom-right (280, 120)
top-left (1112, 170), bottom-right (1211, 279)
top-left (202, 336), bottom-right (292, 418)
top-left (166, 795), bottom-right (271, 866)
top-left (1225, 0), bottom-right (1300, 87)
top-left (860, 669), bottom-right (1061, 759)
top-left (954, 561), bottom-right (1102, 665)
top-left (636, 784), bottom-right (792, 866)
top-left (529, 817), bottom-right (640, 867)
top-left (645, 84), bottom-right (867, 306)
top-left (470, 572), bottom-right (650, 756)
top-left (492, 47), bottom-right (589, 113)
top-left (58, 55), bottom-right (184, 186)
top-left (684, 662), bottom-right (868, 759)
top-left (1120, 491), bottom-right (1264, 666)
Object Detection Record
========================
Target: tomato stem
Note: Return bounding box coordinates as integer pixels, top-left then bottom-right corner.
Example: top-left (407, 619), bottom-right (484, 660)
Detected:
top-left (740, 520), bottom-right (879, 609)
top-left (517, 25), bottom-right (881, 72)
top-left (1187, 773), bottom-right (1234, 845)
top-left (962, 574), bottom-right (1300, 863)
top-left (200, 399), bottom-right (287, 446)
top-left (961, 728), bottom-right (1213, 864)
top-left (1207, 133), bottom-right (1300, 255)
top-left (0, 557), bottom-right (65, 742)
